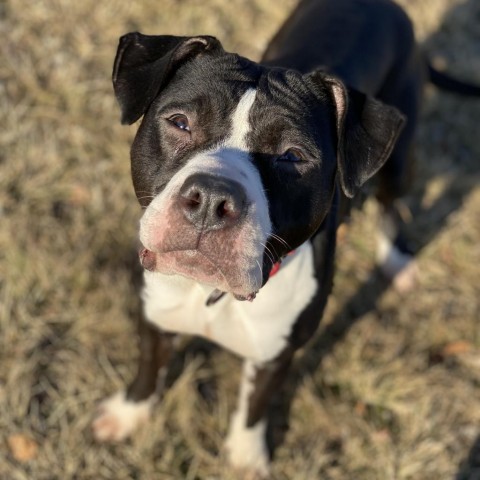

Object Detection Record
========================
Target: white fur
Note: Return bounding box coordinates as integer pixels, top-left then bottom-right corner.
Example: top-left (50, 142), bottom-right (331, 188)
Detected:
top-left (376, 231), bottom-right (418, 292)
top-left (227, 89), bottom-right (257, 149)
top-left (143, 241), bottom-right (317, 363)
top-left (92, 391), bottom-right (154, 442)
top-left (225, 361), bottom-right (270, 477)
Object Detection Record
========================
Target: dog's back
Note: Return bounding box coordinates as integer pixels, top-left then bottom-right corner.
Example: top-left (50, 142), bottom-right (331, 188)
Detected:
top-left (263, 0), bottom-right (422, 97)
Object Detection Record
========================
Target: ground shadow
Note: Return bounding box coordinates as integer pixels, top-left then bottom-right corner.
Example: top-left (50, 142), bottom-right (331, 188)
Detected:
top-left (457, 435), bottom-right (480, 480)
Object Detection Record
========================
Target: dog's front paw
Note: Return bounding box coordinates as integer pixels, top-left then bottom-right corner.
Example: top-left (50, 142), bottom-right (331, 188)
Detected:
top-left (224, 416), bottom-right (270, 479)
top-left (92, 391), bottom-right (153, 442)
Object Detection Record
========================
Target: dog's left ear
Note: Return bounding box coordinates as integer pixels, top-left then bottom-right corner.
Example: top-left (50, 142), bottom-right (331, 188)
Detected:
top-left (307, 71), bottom-right (406, 198)
top-left (113, 33), bottom-right (223, 125)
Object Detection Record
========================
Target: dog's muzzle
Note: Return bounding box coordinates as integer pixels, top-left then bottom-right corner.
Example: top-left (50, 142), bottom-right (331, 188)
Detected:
top-left (139, 173), bottom-right (265, 299)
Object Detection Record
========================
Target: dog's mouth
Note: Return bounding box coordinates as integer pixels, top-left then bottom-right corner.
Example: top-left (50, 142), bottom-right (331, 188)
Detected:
top-left (139, 246), bottom-right (259, 301)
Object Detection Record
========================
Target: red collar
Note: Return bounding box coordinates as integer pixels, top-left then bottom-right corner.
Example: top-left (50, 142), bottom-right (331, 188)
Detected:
top-left (269, 260), bottom-right (282, 277)
top-left (269, 250), bottom-right (296, 278)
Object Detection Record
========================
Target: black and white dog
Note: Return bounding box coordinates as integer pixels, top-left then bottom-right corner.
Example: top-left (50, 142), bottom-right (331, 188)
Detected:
top-left (92, 0), bottom-right (480, 475)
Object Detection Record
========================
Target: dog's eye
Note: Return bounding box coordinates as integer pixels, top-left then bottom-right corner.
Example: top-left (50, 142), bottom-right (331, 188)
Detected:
top-left (277, 148), bottom-right (304, 162)
top-left (169, 114), bottom-right (190, 132)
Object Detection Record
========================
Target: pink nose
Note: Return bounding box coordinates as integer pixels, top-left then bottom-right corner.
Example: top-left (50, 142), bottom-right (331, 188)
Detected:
top-left (139, 248), bottom-right (157, 271)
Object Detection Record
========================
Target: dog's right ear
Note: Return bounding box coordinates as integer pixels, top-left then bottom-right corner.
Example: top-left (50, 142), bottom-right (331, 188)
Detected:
top-left (113, 33), bottom-right (223, 125)
top-left (306, 71), bottom-right (405, 198)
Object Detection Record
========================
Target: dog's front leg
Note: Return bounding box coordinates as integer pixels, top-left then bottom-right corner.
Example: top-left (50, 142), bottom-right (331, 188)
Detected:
top-left (225, 348), bottom-right (294, 478)
top-left (92, 319), bottom-right (175, 442)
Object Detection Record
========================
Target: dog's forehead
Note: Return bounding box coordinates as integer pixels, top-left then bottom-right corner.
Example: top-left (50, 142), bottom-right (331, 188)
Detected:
top-left (253, 72), bottom-right (324, 141)
top-left (164, 53), bottom-right (319, 118)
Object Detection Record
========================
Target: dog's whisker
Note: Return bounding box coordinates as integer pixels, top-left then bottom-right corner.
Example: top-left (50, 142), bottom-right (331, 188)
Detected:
top-left (270, 233), bottom-right (291, 250)
top-left (259, 241), bottom-right (272, 259)
top-left (260, 248), bottom-right (274, 266)
top-left (267, 242), bottom-right (281, 260)
top-left (255, 259), bottom-right (263, 279)
top-left (260, 242), bottom-right (276, 266)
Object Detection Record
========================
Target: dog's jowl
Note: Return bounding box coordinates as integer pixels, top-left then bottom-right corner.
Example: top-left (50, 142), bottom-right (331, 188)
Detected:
top-left (88, 0), bottom-right (479, 475)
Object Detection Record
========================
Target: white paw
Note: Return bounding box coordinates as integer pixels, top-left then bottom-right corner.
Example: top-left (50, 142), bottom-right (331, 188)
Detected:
top-left (379, 249), bottom-right (418, 293)
top-left (225, 414), bottom-right (270, 479)
top-left (377, 238), bottom-right (418, 293)
top-left (390, 257), bottom-right (418, 293)
top-left (92, 391), bottom-right (154, 442)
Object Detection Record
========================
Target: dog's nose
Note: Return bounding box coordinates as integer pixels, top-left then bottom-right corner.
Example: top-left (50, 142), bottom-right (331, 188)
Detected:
top-left (178, 173), bottom-right (246, 231)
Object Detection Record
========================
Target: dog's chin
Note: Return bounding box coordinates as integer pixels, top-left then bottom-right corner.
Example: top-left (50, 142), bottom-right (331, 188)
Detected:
top-left (139, 247), bottom-right (260, 300)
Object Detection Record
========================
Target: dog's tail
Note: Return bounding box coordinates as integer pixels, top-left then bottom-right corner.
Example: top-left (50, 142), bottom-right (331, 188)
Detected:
top-left (427, 62), bottom-right (480, 96)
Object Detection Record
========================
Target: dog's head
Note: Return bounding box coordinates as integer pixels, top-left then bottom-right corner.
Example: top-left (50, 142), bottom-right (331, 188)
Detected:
top-left (113, 33), bottom-right (405, 300)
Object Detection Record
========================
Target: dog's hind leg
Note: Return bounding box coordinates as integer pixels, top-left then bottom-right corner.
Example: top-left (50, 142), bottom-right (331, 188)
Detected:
top-left (375, 75), bottom-right (422, 292)
top-left (92, 319), bottom-right (176, 442)
top-left (225, 348), bottom-right (294, 478)
top-left (376, 146), bottom-right (420, 292)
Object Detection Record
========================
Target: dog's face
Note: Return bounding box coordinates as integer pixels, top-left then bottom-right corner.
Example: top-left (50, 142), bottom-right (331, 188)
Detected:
top-left (113, 34), bottom-right (405, 299)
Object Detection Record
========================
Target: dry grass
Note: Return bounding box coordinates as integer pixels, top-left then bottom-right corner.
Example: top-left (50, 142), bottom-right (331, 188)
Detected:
top-left (1, 0), bottom-right (479, 478)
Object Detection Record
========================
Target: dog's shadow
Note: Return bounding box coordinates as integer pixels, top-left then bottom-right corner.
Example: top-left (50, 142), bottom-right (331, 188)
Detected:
top-left (457, 435), bottom-right (480, 480)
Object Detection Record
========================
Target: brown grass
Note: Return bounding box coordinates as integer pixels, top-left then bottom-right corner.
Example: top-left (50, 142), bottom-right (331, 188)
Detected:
top-left (1, 0), bottom-right (479, 478)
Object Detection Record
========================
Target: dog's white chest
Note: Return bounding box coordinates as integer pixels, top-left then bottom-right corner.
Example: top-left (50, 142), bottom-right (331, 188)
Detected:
top-left (142, 242), bottom-right (317, 363)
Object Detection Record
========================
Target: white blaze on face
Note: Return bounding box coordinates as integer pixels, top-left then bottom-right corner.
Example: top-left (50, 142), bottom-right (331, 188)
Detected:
top-left (139, 89), bottom-right (271, 295)
top-left (226, 88), bottom-right (257, 150)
